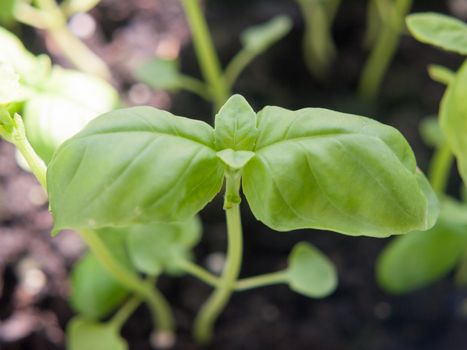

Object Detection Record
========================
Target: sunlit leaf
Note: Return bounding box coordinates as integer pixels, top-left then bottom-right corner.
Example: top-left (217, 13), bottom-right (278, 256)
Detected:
top-left (67, 317), bottom-right (127, 350)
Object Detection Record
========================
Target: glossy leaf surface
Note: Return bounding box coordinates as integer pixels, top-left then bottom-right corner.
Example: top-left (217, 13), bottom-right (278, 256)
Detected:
top-left (407, 13), bottom-right (467, 55)
top-left (377, 199), bottom-right (467, 294)
top-left (127, 217), bottom-right (201, 275)
top-left (240, 15), bottom-right (292, 53)
top-left (135, 58), bottom-right (182, 90)
top-left (214, 95), bottom-right (258, 151)
top-left (243, 106), bottom-right (438, 237)
top-left (47, 107), bottom-right (224, 232)
top-left (440, 60), bottom-right (467, 184)
top-left (287, 242), bottom-right (337, 298)
top-left (67, 318), bottom-right (127, 350)
top-left (24, 67), bottom-right (118, 163)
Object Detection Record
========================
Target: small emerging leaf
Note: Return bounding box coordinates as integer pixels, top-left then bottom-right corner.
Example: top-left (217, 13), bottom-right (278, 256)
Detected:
top-left (406, 13), bottom-right (467, 55)
top-left (217, 149), bottom-right (255, 170)
top-left (214, 94), bottom-right (258, 151)
top-left (377, 198), bottom-right (467, 294)
top-left (135, 58), bottom-right (182, 90)
top-left (428, 64), bottom-right (455, 85)
top-left (127, 217), bottom-right (202, 275)
top-left (67, 317), bottom-right (127, 350)
top-left (241, 15), bottom-right (293, 54)
top-left (287, 242), bottom-right (337, 298)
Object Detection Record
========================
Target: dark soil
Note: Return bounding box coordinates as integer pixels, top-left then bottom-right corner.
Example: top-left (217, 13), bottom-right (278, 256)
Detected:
top-left (1, 0), bottom-right (467, 349)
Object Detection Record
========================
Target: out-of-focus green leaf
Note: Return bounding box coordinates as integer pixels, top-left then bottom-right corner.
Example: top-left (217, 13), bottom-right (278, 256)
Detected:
top-left (62, 0), bottom-right (100, 15)
top-left (377, 198), bottom-right (467, 294)
top-left (428, 64), bottom-right (455, 85)
top-left (419, 116), bottom-right (443, 148)
top-left (135, 58), bottom-right (182, 90)
top-left (240, 15), bottom-right (292, 54)
top-left (67, 317), bottom-right (127, 350)
top-left (127, 217), bottom-right (201, 275)
top-left (287, 242), bottom-right (337, 298)
top-left (242, 106), bottom-right (438, 237)
top-left (0, 62), bottom-right (24, 104)
top-left (47, 107), bottom-right (223, 233)
top-left (70, 253), bottom-right (129, 320)
top-left (440, 60), bottom-right (467, 184)
top-left (23, 67), bottom-right (118, 163)
top-left (407, 13), bottom-right (467, 55)
top-left (0, 0), bottom-right (15, 25)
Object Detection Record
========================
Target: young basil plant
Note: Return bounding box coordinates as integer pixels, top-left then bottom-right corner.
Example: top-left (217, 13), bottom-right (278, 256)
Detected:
top-left (377, 13), bottom-right (467, 294)
top-left (47, 94), bottom-right (437, 343)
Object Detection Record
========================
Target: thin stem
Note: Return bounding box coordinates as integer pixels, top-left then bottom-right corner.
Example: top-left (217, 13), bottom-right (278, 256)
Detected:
top-left (10, 114), bottom-right (47, 190)
top-left (180, 0), bottom-right (229, 110)
top-left (235, 271), bottom-right (288, 291)
top-left (177, 259), bottom-right (221, 287)
top-left (428, 142), bottom-right (453, 195)
top-left (193, 174), bottom-right (243, 344)
top-left (110, 295), bottom-right (142, 330)
top-left (223, 49), bottom-right (255, 89)
top-left (79, 229), bottom-right (174, 332)
top-left (358, 0), bottom-right (412, 100)
top-left (179, 75), bottom-right (211, 100)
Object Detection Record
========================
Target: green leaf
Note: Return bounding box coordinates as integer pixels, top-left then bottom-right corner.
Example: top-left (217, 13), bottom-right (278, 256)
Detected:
top-left (214, 94), bottom-right (258, 151)
top-left (47, 106), bottom-right (224, 233)
top-left (126, 217), bottom-right (201, 275)
top-left (287, 242), bottom-right (337, 298)
top-left (428, 64), bottom-right (455, 85)
top-left (0, 62), bottom-right (22, 105)
top-left (440, 60), bottom-right (467, 185)
top-left (242, 106), bottom-right (438, 237)
top-left (240, 15), bottom-right (292, 54)
top-left (377, 198), bottom-right (467, 294)
top-left (134, 58), bottom-right (182, 90)
top-left (406, 13), bottom-right (467, 55)
top-left (419, 116), bottom-right (444, 148)
top-left (70, 253), bottom-right (129, 320)
top-left (0, 0), bottom-right (15, 25)
top-left (67, 317), bottom-right (127, 350)
top-left (23, 67), bottom-right (118, 163)
top-left (216, 149), bottom-right (255, 170)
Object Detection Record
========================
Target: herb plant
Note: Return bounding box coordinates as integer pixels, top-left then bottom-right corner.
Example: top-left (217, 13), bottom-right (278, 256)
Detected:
top-left (136, 0), bottom-right (291, 110)
top-left (377, 13), bottom-right (467, 293)
top-left (0, 68), bottom-right (439, 348)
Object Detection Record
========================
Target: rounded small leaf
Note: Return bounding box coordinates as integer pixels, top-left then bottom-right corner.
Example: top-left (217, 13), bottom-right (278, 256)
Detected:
top-left (127, 217), bottom-right (202, 275)
top-left (71, 253), bottom-right (129, 320)
top-left (407, 13), bottom-right (467, 55)
top-left (47, 106), bottom-right (224, 233)
top-left (67, 317), bottom-right (127, 350)
top-left (377, 199), bottom-right (467, 294)
top-left (23, 67), bottom-right (118, 163)
top-left (243, 106), bottom-right (438, 237)
top-left (135, 58), bottom-right (182, 90)
top-left (419, 116), bottom-right (443, 148)
top-left (241, 15), bottom-right (293, 53)
top-left (287, 242), bottom-right (337, 298)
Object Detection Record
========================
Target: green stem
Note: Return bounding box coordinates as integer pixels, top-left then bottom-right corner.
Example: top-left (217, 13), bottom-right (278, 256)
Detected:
top-left (235, 271), bottom-right (288, 291)
top-left (177, 259), bottom-right (221, 287)
top-left (110, 295), bottom-right (142, 330)
top-left (428, 142), bottom-right (453, 195)
top-left (223, 49), bottom-right (255, 89)
top-left (193, 173), bottom-right (243, 344)
top-left (179, 75), bottom-right (211, 100)
top-left (79, 229), bottom-right (174, 332)
top-left (180, 0), bottom-right (229, 110)
top-left (358, 0), bottom-right (412, 100)
top-left (10, 114), bottom-right (47, 190)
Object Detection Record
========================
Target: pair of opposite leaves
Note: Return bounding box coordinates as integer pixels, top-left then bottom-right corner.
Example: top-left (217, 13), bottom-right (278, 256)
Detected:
top-left (47, 94), bottom-right (437, 238)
